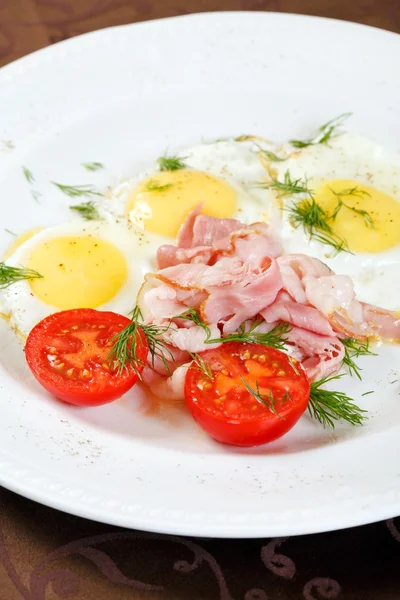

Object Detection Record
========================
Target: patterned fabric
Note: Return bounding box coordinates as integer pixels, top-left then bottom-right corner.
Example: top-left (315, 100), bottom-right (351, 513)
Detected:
top-left (1, 2), bottom-right (400, 598)
top-left (0, 487), bottom-right (400, 599)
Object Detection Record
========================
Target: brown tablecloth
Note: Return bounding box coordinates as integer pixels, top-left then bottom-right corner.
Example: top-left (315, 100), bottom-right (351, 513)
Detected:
top-left (1, 2), bottom-right (400, 599)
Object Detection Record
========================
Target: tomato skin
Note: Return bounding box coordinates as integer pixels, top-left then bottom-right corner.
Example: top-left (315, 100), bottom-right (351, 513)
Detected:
top-left (184, 342), bottom-right (310, 447)
top-left (25, 309), bottom-right (148, 407)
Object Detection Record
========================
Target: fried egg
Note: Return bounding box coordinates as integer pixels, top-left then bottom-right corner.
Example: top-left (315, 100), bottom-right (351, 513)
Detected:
top-left (0, 220), bottom-right (169, 337)
top-left (103, 140), bottom-right (278, 238)
top-left (272, 134), bottom-right (400, 309)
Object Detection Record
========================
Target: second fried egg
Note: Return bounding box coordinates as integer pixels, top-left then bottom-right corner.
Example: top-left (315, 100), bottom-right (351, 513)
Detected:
top-left (104, 139), bottom-right (278, 239)
top-left (273, 133), bottom-right (400, 309)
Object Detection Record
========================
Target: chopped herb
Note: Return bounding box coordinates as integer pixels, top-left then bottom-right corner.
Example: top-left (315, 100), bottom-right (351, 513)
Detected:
top-left (108, 306), bottom-right (173, 376)
top-left (31, 190), bottom-right (42, 203)
top-left (308, 374), bottom-right (367, 428)
top-left (70, 201), bottom-right (101, 221)
top-left (281, 390), bottom-right (294, 406)
top-left (144, 179), bottom-right (173, 192)
top-left (361, 391), bottom-right (374, 396)
top-left (288, 355), bottom-right (300, 375)
top-left (22, 167), bottom-right (35, 184)
top-left (286, 196), bottom-right (350, 255)
top-left (259, 149), bottom-right (286, 162)
top-left (329, 187), bottom-right (375, 229)
top-left (189, 352), bottom-right (213, 379)
top-left (257, 170), bottom-right (313, 198)
top-left (52, 183), bottom-right (103, 198)
top-left (208, 320), bottom-right (291, 351)
top-left (254, 143), bottom-right (287, 162)
top-left (341, 337), bottom-right (377, 380)
top-left (157, 155), bottom-right (187, 171)
top-left (0, 263), bottom-right (42, 289)
top-left (4, 229), bottom-right (17, 237)
top-left (2, 140), bottom-right (14, 150)
top-left (240, 378), bottom-right (283, 418)
top-left (290, 113), bottom-right (352, 148)
top-left (175, 310), bottom-right (291, 351)
top-left (175, 309), bottom-right (212, 340)
top-left (81, 162), bottom-right (104, 172)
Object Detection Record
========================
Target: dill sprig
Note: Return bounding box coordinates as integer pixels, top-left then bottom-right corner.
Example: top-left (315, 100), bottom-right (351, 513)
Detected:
top-left (70, 201), bottom-right (101, 221)
top-left (175, 310), bottom-right (291, 350)
top-left (254, 143), bottom-right (287, 162)
top-left (157, 155), bottom-right (187, 171)
top-left (257, 170), bottom-right (313, 198)
top-left (290, 113), bottom-right (352, 148)
top-left (81, 162), bottom-right (104, 172)
top-left (175, 309), bottom-right (212, 340)
top-left (209, 320), bottom-right (291, 350)
top-left (329, 187), bottom-right (375, 229)
top-left (108, 306), bottom-right (173, 376)
top-left (31, 190), bottom-right (41, 203)
top-left (286, 196), bottom-right (350, 255)
top-left (22, 167), bottom-right (35, 184)
top-left (52, 182), bottom-right (103, 198)
top-left (240, 378), bottom-right (284, 418)
top-left (2, 140), bottom-right (14, 150)
top-left (308, 374), bottom-right (367, 428)
top-left (341, 337), bottom-right (377, 380)
top-left (0, 263), bottom-right (43, 289)
top-left (144, 179), bottom-right (173, 192)
top-left (189, 352), bottom-right (213, 379)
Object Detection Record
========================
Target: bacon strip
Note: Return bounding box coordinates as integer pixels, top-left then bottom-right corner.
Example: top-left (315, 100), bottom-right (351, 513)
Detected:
top-left (138, 213), bottom-right (399, 399)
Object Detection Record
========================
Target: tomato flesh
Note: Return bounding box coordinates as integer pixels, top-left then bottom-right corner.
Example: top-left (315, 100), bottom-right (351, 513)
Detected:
top-left (184, 342), bottom-right (310, 447)
top-left (25, 309), bottom-right (148, 406)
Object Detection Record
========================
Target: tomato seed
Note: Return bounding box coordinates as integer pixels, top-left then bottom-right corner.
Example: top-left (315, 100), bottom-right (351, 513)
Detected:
top-left (61, 329), bottom-right (69, 334)
top-left (67, 368), bottom-right (74, 376)
top-left (252, 354), bottom-right (259, 359)
top-left (277, 370), bottom-right (286, 376)
top-left (82, 369), bottom-right (90, 378)
top-left (71, 325), bottom-right (79, 330)
top-left (240, 350), bottom-right (250, 360)
top-left (98, 325), bottom-right (105, 329)
top-left (258, 355), bottom-right (266, 363)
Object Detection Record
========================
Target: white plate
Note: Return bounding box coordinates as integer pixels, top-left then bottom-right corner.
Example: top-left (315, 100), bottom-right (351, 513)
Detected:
top-left (0, 12), bottom-right (400, 538)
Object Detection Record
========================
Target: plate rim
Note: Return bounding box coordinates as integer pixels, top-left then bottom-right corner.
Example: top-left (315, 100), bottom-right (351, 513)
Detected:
top-left (1, 10), bottom-right (400, 537)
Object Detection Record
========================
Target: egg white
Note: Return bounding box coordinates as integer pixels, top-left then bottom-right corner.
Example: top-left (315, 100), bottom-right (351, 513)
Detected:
top-left (101, 139), bottom-right (279, 234)
top-left (273, 134), bottom-right (400, 310)
top-left (0, 220), bottom-right (169, 337)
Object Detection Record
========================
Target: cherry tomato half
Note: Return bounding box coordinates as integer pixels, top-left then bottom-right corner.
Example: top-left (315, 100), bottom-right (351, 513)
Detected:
top-left (25, 309), bottom-right (148, 406)
top-left (184, 342), bottom-right (310, 447)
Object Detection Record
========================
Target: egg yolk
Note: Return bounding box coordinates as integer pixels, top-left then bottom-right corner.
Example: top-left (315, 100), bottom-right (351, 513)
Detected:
top-left (314, 180), bottom-right (400, 253)
top-left (3, 228), bottom-right (43, 259)
top-left (27, 235), bottom-right (127, 309)
top-left (127, 170), bottom-right (237, 237)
